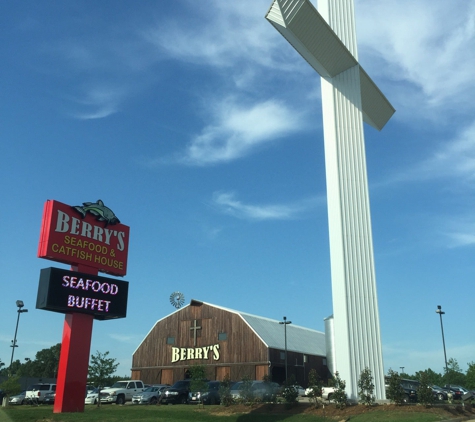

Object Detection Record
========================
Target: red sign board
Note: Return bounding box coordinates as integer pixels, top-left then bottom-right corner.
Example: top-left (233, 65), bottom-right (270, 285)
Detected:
top-left (38, 200), bottom-right (129, 276)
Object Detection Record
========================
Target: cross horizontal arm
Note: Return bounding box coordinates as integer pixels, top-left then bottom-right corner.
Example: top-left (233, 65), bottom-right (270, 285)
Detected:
top-left (265, 0), bottom-right (395, 130)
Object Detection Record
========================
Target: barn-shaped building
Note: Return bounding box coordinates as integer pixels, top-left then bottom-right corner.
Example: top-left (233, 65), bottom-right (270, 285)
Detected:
top-left (131, 300), bottom-right (329, 387)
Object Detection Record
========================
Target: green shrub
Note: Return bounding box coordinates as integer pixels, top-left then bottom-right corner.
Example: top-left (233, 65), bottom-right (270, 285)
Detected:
top-left (306, 369), bottom-right (323, 408)
top-left (218, 374), bottom-right (234, 407)
top-left (386, 369), bottom-right (406, 405)
top-left (281, 376), bottom-right (298, 404)
top-left (189, 364), bottom-right (208, 395)
top-left (0, 375), bottom-right (21, 397)
top-left (237, 376), bottom-right (255, 405)
top-left (417, 371), bottom-right (435, 407)
top-left (358, 367), bottom-right (375, 406)
top-left (332, 372), bottom-right (347, 409)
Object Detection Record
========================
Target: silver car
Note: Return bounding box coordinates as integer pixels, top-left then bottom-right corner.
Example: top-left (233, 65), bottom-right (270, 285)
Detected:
top-left (132, 385), bottom-right (169, 405)
top-left (8, 391), bottom-right (26, 405)
top-left (85, 387), bottom-right (102, 405)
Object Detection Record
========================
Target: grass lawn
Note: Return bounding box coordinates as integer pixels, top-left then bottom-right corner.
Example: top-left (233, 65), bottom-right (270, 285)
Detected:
top-left (1, 402), bottom-right (472, 422)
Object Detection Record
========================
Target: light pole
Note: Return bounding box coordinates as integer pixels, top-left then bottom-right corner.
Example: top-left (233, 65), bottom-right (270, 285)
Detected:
top-left (435, 305), bottom-right (448, 375)
top-left (279, 316), bottom-right (292, 382)
top-left (10, 300), bottom-right (28, 369)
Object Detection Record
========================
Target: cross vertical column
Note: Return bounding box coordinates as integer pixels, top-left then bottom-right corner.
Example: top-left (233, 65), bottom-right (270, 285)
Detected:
top-left (190, 319), bottom-right (202, 347)
top-left (319, 0), bottom-right (385, 400)
top-left (265, 0), bottom-right (393, 401)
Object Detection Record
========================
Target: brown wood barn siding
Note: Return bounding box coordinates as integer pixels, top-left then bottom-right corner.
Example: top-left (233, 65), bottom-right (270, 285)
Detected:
top-left (132, 303), bottom-right (268, 370)
top-left (268, 348), bottom-right (330, 386)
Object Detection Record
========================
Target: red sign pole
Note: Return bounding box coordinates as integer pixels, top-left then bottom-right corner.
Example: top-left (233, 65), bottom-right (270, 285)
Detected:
top-left (53, 264), bottom-right (97, 413)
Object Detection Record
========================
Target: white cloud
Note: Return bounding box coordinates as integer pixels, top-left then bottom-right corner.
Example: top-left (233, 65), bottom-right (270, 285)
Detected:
top-left (142, 0), bottom-right (295, 73)
top-left (443, 216), bottom-right (475, 248)
top-left (212, 191), bottom-right (320, 221)
top-left (109, 334), bottom-right (138, 344)
top-left (387, 121), bottom-right (475, 184)
top-left (356, 0), bottom-right (475, 120)
top-left (176, 97), bottom-right (304, 165)
top-left (65, 84), bottom-right (127, 120)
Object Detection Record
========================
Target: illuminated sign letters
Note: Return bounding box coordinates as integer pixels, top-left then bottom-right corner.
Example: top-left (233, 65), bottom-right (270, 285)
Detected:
top-left (170, 344), bottom-right (220, 363)
top-left (36, 267), bottom-right (129, 320)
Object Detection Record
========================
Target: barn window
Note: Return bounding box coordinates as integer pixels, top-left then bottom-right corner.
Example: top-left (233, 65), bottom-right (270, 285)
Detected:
top-left (280, 352), bottom-right (285, 360)
top-left (218, 332), bottom-right (227, 341)
top-left (167, 337), bottom-right (175, 345)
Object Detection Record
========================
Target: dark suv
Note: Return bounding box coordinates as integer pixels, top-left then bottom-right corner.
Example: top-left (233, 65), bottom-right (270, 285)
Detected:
top-left (400, 379), bottom-right (419, 403)
top-left (188, 381), bottom-right (221, 405)
top-left (159, 380), bottom-right (193, 405)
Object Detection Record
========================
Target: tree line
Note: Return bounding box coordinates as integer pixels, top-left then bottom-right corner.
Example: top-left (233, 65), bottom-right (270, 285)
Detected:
top-left (397, 357), bottom-right (475, 389)
top-left (0, 344), bottom-right (122, 396)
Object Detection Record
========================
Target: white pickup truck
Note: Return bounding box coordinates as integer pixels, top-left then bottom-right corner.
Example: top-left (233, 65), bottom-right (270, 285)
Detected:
top-left (322, 386), bottom-right (336, 400)
top-left (304, 385), bottom-right (335, 400)
top-left (100, 380), bottom-right (145, 405)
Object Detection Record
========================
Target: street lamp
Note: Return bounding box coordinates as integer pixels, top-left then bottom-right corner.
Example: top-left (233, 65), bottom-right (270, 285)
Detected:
top-left (10, 300), bottom-right (28, 368)
top-left (279, 316), bottom-right (292, 382)
top-left (435, 305), bottom-right (448, 375)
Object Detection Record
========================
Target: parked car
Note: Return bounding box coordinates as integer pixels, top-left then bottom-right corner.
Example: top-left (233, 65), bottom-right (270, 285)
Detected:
top-left (443, 385), bottom-right (464, 401)
top-left (431, 385), bottom-right (448, 401)
top-left (159, 380), bottom-right (194, 405)
top-left (290, 385), bottom-right (306, 397)
top-left (230, 380), bottom-right (279, 402)
top-left (132, 384), bottom-right (169, 405)
top-left (450, 385), bottom-right (470, 395)
top-left (321, 386), bottom-right (336, 400)
top-left (25, 383), bottom-right (56, 404)
top-left (85, 385), bottom-right (95, 395)
top-left (305, 385), bottom-right (322, 397)
top-left (399, 379), bottom-right (419, 403)
top-left (43, 392), bottom-right (56, 404)
top-left (100, 380), bottom-right (145, 404)
top-left (8, 391), bottom-right (26, 405)
top-left (85, 387), bottom-right (103, 405)
top-left (188, 381), bottom-right (221, 405)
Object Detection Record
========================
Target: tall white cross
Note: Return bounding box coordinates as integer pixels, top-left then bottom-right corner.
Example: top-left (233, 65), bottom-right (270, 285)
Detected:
top-left (266, 0), bottom-right (395, 400)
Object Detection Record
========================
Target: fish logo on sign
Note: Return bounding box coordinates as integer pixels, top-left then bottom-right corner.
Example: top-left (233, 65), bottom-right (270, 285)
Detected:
top-left (72, 200), bottom-right (120, 226)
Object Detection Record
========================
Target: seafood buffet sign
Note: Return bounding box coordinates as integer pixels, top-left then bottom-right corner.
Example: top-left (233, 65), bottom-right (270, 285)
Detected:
top-left (37, 267), bottom-right (128, 320)
top-left (38, 199), bottom-right (130, 276)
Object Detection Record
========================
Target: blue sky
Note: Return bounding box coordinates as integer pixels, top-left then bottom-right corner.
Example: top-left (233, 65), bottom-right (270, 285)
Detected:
top-left (1, 0), bottom-right (474, 379)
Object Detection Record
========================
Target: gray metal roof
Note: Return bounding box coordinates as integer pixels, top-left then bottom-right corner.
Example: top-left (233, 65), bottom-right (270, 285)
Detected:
top-left (205, 301), bottom-right (326, 357)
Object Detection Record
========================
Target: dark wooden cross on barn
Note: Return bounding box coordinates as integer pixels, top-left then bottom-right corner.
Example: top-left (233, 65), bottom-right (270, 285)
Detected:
top-left (190, 319), bottom-right (202, 346)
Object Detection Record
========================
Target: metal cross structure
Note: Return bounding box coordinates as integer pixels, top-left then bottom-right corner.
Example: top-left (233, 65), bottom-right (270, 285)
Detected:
top-left (190, 319), bottom-right (202, 347)
top-left (266, 0), bottom-right (395, 400)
